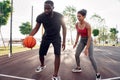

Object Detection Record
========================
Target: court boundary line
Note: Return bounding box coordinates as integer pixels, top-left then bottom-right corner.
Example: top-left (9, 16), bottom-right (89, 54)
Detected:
top-left (102, 77), bottom-right (120, 80)
top-left (1, 73), bottom-right (120, 80)
top-left (0, 74), bottom-right (35, 80)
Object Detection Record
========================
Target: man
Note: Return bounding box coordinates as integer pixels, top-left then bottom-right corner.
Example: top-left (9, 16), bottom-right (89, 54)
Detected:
top-left (29, 0), bottom-right (66, 80)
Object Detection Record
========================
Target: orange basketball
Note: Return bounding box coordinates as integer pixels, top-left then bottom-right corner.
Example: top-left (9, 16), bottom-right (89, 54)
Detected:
top-left (23, 36), bottom-right (36, 48)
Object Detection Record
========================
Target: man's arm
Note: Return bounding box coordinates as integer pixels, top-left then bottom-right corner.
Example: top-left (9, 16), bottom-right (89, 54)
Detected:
top-left (29, 23), bottom-right (41, 36)
top-left (61, 19), bottom-right (67, 50)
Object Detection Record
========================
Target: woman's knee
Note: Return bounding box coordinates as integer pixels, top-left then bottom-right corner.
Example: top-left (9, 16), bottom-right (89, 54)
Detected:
top-left (75, 53), bottom-right (80, 58)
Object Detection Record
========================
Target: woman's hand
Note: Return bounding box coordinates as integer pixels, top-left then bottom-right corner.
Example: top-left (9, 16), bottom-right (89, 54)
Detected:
top-left (73, 42), bottom-right (77, 48)
top-left (84, 48), bottom-right (89, 56)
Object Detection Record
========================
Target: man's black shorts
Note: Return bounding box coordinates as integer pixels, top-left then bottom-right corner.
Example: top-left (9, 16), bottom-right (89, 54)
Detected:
top-left (39, 37), bottom-right (61, 56)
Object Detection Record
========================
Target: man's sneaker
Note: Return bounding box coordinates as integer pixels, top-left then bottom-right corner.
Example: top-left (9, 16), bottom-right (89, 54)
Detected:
top-left (35, 65), bottom-right (46, 72)
top-left (96, 73), bottom-right (101, 80)
top-left (72, 67), bottom-right (82, 72)
top-left (51, 76), bottom-right (61, 80)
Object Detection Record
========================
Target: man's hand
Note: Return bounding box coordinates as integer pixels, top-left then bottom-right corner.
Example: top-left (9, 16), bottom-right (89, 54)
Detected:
top-left (62, 43), bottom-right (65, 51)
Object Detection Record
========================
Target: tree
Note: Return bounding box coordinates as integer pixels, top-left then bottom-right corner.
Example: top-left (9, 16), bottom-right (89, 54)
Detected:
top-left (110, 28), bottom-right (119, 45)
top-left (63, 6), bottom-right (77, 44)
top-left (90, 14), bottom-right (103, 29)
top-left (0, 0), bottom-right (12, 48)
top-left (92, 29), bottom-right (99, 44)
top-left (19, 22), bottom-right (32, 36)
top-left (92, 29), bottom-right (99, 36)
top-left (98, 26), bottom-right (108, 45)
top-left (90, 14), bottom-right (107, 45)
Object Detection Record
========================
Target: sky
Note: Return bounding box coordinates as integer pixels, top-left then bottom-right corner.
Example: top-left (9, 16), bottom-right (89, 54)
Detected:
top-left (0, 0), bottom-right (120, 40)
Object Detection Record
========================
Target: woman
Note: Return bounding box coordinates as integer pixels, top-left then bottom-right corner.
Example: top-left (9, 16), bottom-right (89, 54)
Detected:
top-left (72, 9), bottom-right (101, 80)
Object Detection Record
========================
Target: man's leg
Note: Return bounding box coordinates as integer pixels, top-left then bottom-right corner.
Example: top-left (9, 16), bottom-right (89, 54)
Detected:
top-left (54, 55), bottom-right (60, 77)
top-left (52, 38), bottom-right (61, 77)
top-left (39, 55), bottom-right (45, 66)
top-left (39, 39), bottom-right (50, 65)
top-left (35, 39), bottom-right (50, 72)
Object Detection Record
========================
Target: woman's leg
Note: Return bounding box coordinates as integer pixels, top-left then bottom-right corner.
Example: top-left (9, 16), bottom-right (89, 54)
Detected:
top-left (75, 41), bottom-right (85, 67)
top-left (88, 41), bottom-right (98, 73)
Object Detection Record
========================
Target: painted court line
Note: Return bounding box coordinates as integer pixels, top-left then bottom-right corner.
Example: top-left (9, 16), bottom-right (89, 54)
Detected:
top-left (1, 73), bottom-right (120, 80)
top-left (102, 77), bottom-right (120, 80)
top-left (0, 74), bottom-right (35, 80)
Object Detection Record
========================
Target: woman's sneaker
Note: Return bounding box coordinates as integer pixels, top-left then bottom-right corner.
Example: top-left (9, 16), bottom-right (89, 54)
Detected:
top-left (35, 65), bottom-right (46, 72)
top-left (51, 76), bottom-right (61, 80)
top-left (96, 73), bottom-right (101, 80)
top-left (72, 67), bottom-right (82, 72)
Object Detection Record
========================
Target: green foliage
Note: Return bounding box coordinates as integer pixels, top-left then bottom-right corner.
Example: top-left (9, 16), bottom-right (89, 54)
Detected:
top-left (63, 6), bottom-right (77, 29)
top-left (92, 29), bottom-right (99, 36)
top-left (110, 28), bottom-right (119, 41)
top-left (0, 0), bottom-right (12, 26)
top-left (19, 22), bottom-right (32, 35)
top-left (62, 6), bottom-right (77, 44)
top-left (110, 28), bottom-right (119, 34)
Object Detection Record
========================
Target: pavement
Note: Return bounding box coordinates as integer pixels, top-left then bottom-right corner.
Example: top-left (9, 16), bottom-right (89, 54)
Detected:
top-left (0, 45), bottom-right (120, 80)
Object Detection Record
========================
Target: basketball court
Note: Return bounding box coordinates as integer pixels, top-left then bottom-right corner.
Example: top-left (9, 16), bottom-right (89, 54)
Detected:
top-left (0, 46), bottom-right (120, 80)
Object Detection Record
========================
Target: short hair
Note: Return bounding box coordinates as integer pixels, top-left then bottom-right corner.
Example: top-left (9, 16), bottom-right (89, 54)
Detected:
top-left (44, 0), bottom-right (54, 7)
top-left (78, 9), bottom-right (87, 17)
